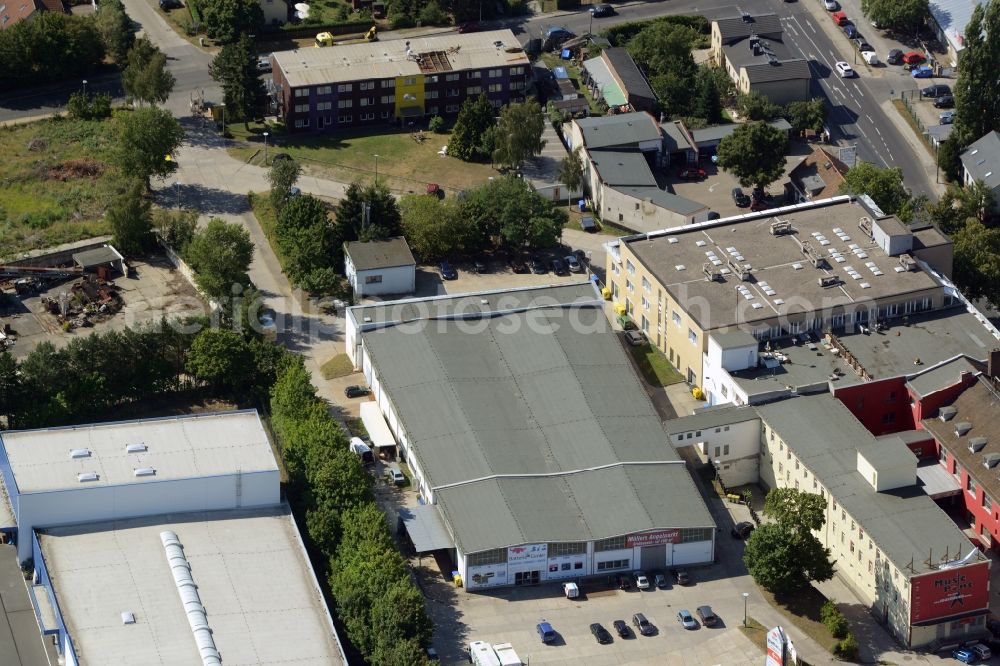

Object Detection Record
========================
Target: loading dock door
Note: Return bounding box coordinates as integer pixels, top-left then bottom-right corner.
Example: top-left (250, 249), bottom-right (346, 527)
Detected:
top-left (640, 544), bottom-right (666, 571)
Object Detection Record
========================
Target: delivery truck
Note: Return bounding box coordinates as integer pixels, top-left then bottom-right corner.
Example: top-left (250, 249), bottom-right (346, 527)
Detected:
top-left (468, 641), bottom-right (501, 666)
top-left (492, 642), bottom-right (523, 666)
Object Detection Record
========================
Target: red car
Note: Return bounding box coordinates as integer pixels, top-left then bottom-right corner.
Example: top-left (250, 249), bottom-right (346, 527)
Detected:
top-left (458, 21), bottom-right (480, 33)
top-left (678, 166), bottom-right (706, 180)
top-left (902, 50), bottom-right (926, 65)
top-left (831, 10), bottom-right (848, 25)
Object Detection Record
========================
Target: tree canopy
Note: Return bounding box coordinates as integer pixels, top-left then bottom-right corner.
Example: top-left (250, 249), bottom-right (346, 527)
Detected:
top-left (839, 162), bottom-right (913, 219)
top-left (110, 106), bottom-right (184, 187)
top-left (209, 34), bottom-right (264, 127)
top-left (785, 98), bottom-right (828, 134)
top-left (627, 22), bottom-right (699, 117)
top-left (861, 0), bottom-right (929, 34)
top-left (462, 175), bottom-right (567, 251)
top-left (764, 487), bottom-right (827, 533)
top-left (201, 0), bottom-right (263, 44)
top-left (0, 12), bottom-right (104, 86)
top-left (108, 179), bottom-right (154, 255)
top-left (736, 91), bottom-right (782, 122)
top-left (94, 0), bottom-right (135, 65)
top-left (267, 157), bottom-right (302, 211)
top-left (334, 181), bottom-right (402, 242)
top-left (185, 328), bottom-right (254, 394)
top-left (448, 93), bottom-right (496, 162)
top-left (185, 218), bottom-right (255, 300)
top-left (716, 121), bottom-right (789, 189)
top-left (557, 147), bottom-right (585, 208)
top-left (399, 196), bottom-right (474, 261)
top-left (122, 36), bottom-right (175, 106)
top-left (491, 100), bottom-right (546, 170)
top-left (275, 194), bottom-right (340, 293)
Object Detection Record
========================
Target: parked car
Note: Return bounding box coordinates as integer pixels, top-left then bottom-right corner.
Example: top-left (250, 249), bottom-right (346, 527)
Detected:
top-left (634, 572), bottom-right (650, 590)
top-left (831, 10), bottom-right (848, 25)
top-left (707, 211), bottom-right (721, 220)
top-left (654, 572), bottom-right (668, 589)
top-left (911, 65), bottom-right (934, 78)
top-left (861, 50), bottom-right (879, 65)
top-left (835, 61), bottom-right (854, 78)
top-left (256, 56), bottom-right (272, 73)
top-left (822, 0), bottom-right (838, 9)
top-left (934, 95), bottom-right (955, 108)
top-left (385, 465), bottom-right (407, 485)
top-left (537, 620), bottom-right (557, 644)
top-left (589, 3), bottom-right (614, 16)
top-left (696, 606), bottom-right (718, 626)
top-left (530, 256), bottom-right (547, 274)
top-left (921, 84), bottom-right (951, 98)
top-left (902, 50), bottom-right (926, 64)
top-left (632, 613), bottom-right (654, 636)
top-left (564, 254), bottom-right (583, 273)
top-left (457, 20), bottom-right (481, 33)
top-left (618, 574), bottom-right (633, 591)
top-left (590, 622), bottom-right (613, 644)
top-left (886, 48), bottom-right (903, 65)
top-left (952, 648), bottom-right (976, 664)
top-left (550, 257), bottom-right (568, 275)
top-left (159, 0), bottom-right (182, 9)
top-left (271, 152), bottom-right (291, 162)
top-left (843, 23), bottom-right (857, 38)
top-left (625, 330), bottom-right (646, 346)
top-left (939, 110), bottom-right (955, 124)
top-left (510, 256), bottom-right (529, 273)
top-left (439, 261), bottom-right (458, 280)
top-left (854, 38), bottom-right (874, 52)
top-left (473, 258), bottom-right (489, 273)
top-left (972, 643), bottom-right (993, 660)
top-left (732, 187), bottom-right (750, 207)
top-left (731, 521), bottom-right (755, 539)
top-left (677, 609), bottom-right (699, 629)
top-left (613, 619), bottom-right (630, 638)
top-left (345, 385), bottom-right (371, 398)
top-left (672, 568), bottom-right (691, 585)
top-left (678, 166), bottom-right (706, 180)
top-left (580, 215), bottom-right (597, 233)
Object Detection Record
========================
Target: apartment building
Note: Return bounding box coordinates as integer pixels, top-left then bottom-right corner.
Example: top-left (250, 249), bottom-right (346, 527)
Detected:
top-left (270, 30), bottom-right (530, 132)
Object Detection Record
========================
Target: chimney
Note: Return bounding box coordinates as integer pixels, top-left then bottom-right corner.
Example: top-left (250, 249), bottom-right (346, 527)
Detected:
top-left (989, 348), bottom-right (1000, 380)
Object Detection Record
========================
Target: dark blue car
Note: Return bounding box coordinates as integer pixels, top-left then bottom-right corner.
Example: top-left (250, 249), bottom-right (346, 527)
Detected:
top-left (439, 261), bottom-right (457, 280)
top-left (953, 648), bottom-right (976, 664)
top-left (537, 620), bottom-right (556, 643)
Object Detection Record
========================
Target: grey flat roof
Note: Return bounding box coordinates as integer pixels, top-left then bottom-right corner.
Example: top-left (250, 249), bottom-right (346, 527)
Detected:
top-left (0, 410), bottom-right (277, 494)
top-left (72, 245), bottom-right (122, 268)
top-left (729, 336), bottom-right (858, 400)
top-left (624, 198), bottom-right (941, 331)
top-left (877, 430), bottom-right (936, 445)
top-left (602, 48), bottom-right (655, 100)
top-left (575, 112), bottom-right (662, 149)
top-left (399, 504), bottom-right (454, 552)
top-left (360, 290), bottom-right (713, 553)
top-left (0, 545), bottom-right (53, 666)
top-left (960, 131), bottom-right (1000, 190)
top-left (40, 506), bottom-right (344, 665)
top-left (905, 356), bottom-right (981, 398)
top-left (614, 187), bottom-right (708, 215)
top-left (714, 13), bottom-right (783, 41)
top-left (756, 394), bottom-right (976, 576)
top-left (350, 281), bottom-right (600, 327)
top-left (665, 405), bottom-right (759, 437)
top-left (711, 328), bottom-right (758, 349)
top-left (273, 29), bottom-right (529, 88)
top-left (915, 460), bottom-right (962, 499)
top-left (690, 118), bottom-right (791, 144)
top-left (345, 236), bottom-right (415, 271)
top-left (591, 150), bottom-right (656, 187)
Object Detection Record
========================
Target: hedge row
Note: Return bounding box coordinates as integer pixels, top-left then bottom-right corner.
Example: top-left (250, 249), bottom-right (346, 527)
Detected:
top-left (602, 14), bottom-right (710, 47)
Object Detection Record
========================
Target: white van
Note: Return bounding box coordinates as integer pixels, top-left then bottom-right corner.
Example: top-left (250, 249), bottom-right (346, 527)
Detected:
top-left (563, 581), bottom-right (579, 598)
top-left (469, 641), bottom-right (501, 666)
top-left (971, 643), bottom-right (992, 660)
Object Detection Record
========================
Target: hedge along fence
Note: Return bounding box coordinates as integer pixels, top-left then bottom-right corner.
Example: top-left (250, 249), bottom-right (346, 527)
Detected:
top-left (602, 14), bottom-right (710, 47)
top-left (261, 18), bottom-right (379, 37)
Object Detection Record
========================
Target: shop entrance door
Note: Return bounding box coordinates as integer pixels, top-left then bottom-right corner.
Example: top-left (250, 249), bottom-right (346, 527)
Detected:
top-left (514, 570), bottom-right (540, 586)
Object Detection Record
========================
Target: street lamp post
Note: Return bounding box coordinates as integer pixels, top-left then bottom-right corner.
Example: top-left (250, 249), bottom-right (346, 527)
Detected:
top-left (742, 592), bottom-right (749, 627)
top-left (175, 181), bottom-right (182, 209)
top-left (263, 132), bottom-right (269, 165)
top-left (374, 154), bottom-right (379, 185)
top-left (82, 79), bottom-right (88, 97)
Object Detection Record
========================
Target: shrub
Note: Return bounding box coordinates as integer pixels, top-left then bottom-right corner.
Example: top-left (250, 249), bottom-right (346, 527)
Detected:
top-left (821, 600), bottom-right (849, 639)
top-left (833, 633), bottom-right (858, 659)
top-left (418, 0), bottom-right (448, 26)
top-left (428, 115), bottom-right (445, 133)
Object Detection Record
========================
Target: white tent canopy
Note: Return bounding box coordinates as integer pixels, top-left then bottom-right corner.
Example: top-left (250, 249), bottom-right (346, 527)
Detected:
top-left (360, 402), bottom-right (397, 449)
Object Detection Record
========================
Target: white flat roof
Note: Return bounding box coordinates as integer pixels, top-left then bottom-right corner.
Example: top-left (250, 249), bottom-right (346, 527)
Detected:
top-left (39, 506), bottom-right (345, 666)
top-left (0, 411), bottom-right (278, 494)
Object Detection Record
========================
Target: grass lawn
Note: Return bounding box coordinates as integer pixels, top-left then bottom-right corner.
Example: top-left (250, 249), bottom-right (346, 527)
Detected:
top-left (738, 616), bottom-right (769, 655)
top-left (229, 122), bottom-right (500, 195)
top-left (346, 417), bottom-right (368, 439)
top-left (321, 353), bottom-right (354, 379)
top-left (892, 98), bottom-right (936, 158)
top-left (247, 191), bottom-right (289, 265)
top-left (0, 117), bottom-right (119, 259)
top-left (758, 586), bottom-right (840, 655)
top-left (626, 343), bottom-right (685, 387)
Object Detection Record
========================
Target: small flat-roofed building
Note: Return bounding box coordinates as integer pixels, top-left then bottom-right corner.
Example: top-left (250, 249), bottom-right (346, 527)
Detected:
top-left (344, 236), bottom-right (416, 298)
top-left (71, 244), bottom-right (124, 276)
top-left (0, 410), bottom-right (280, 561)
top-left (960, 131), bottom-right (1000, 210)
top-left (37, 506), bottom-right (345, 665)
top-left (348, 282), bottom-right (716, 590)
top-left (270, 30), bottom-right (530, 131)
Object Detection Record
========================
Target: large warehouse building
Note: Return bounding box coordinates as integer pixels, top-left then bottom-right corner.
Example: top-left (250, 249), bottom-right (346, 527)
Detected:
top-left (346, 282), bottom-right (716, 590)
top-left (0, 411), bottom-right (346, 665)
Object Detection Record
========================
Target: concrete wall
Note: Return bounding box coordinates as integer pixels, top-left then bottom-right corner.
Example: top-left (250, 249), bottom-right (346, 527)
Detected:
top-left (348, 263), bottom-right (415, 298)
top-left (740, 74), bottom-right (810, 106)
top-left (598, 184), bottom-right (707, 233)
top-left (672, 417), bottom-right (761, 487)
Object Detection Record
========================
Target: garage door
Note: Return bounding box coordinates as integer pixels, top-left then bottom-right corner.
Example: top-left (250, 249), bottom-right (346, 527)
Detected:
top-left (640, 545), bottom-right (666, 571)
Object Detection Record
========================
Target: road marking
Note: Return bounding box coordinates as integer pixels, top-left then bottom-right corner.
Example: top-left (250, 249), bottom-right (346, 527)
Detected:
top-left (709, 182), bottom-right (719, 192)
top-left (867, 114), bottom-right (875, 123)
top-left (806, 18), bottom-right (816, 33)
top-left (854, 85), bottom-right (864, 98)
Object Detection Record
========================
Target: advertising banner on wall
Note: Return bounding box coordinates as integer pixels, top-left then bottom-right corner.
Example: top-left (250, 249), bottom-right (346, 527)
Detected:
top-left (626, 530), bottom-right (681, 548)
top-left (910, 561), bottom-right (990, 624)
top-left (765, 626), bottom-right (786, 666)
top-left (507, 544), bottom-right (548, 569)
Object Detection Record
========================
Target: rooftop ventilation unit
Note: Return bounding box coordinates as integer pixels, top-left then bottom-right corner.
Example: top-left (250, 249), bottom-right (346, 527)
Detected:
top-left (800, 241), bottom-right (826, 269)
top-left (770, 219), bottom-right (793, 235)
top-left (939, 406), bottom-right (957, 421)
top-left (858, 216), bottom-right (874, 238)
top-left (970, 437), bottom-right (988, 453)
top-left (898, 254), bottom-right (918, 272)
top-left (955, 421), bottom-right (973, 437)
top-left (70, 448), bottom-right (91, 459)
top-left (727, 257), bottom-right (752, 281)
top-left (121, 612), bottom-right (136, 625)
top-left (161, 531), bottom-right (222, 666)
top-left (703, 263), bottom-right (724, 282)
top-left (818, 275), bottom-right (840, 288)
top-left (77, 472), bottom-right (99, 483)
top-left (985, 453), bottom-right (1000, 469)
top-left (134, 467), bottom-right (156, 477)
top-left (741, 11), bottom-right (753, 22)
top-left (126, 443), bottom-right (147, 454)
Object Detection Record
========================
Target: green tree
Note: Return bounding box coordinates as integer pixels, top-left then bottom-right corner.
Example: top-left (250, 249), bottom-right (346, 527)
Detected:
top-left (447, 93), bottom-right (496, 161)
top-left (95, 0), bottom-right (134, 64)
top-left (428, 115), bottom-right (445, 133)
top-left (201, 0), bottom-right (263, 44)
top-left (400, 195), bottom-right (476, 260)
top-left (334, 181), bottom-right (402, 242)
top-left (491, 100), bottom-right (546, 171)
top-left (861, 0), bottom-right (929, 34)
top-left (937, 135), bottom-right (965, 183)
top-left (627, 22), bottom-right (698, 117)
top-left (107, 179), bottom-right (153, 255)
top-left (0, 13), bottom-right (104, 86)
top-left (186, 218), bottom-right (255, 300)
top-left (952, 218), bottom-right (1000, 305)
top-left (736, 90), bottom-right (782, 121)
top-left (276, 195), bottom-right (338, 286)
top-left (122, 36), bottom-right (175, 106)
top-left (267, 157), bottom-right (302, 211)
top-left (462, 176), bottom-right (567, 251)
top-left (186, 328), bottom-right (254, 394)
top-left (154, 208), bottom-right (198, 253)
top-left (0, 352), bottom-right (21, 427)
top-left (785, 97), bottom-right (828, 134)
top-left (839, 162), bottom-right (911, 218)
top-left (716, 121), bottom-right (789, 189)
top-left (744, 522), bottom-right (836, 594)
top-left (209, 34), bottom-right (265, 129)
top-left (110, 106), bottom-right (184, 187)
top-left (557, 146), bottom-right (585, 208)
top-left (947, 2), bottom-right (1000, 173)
top-left (764, 487), bottom-right (827, 532)
top-left (418, 0), bottom-right (448, 25)
top-left (691, 65), bottom-right (723, 124)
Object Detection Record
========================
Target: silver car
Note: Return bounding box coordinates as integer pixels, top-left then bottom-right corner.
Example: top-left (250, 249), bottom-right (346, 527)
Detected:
top-left (677, 609), bottom-right (698, 629)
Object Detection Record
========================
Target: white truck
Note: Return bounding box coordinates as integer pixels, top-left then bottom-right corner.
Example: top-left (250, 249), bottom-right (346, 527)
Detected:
top-left (492, 643), bottom-right (523, 666)
top-left (469, 641), bottom-right (501, 666)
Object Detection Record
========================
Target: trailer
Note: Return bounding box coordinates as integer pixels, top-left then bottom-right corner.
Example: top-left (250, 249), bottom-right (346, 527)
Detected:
top-left (492, 643), bottom-right (523, 666)
top-left (468, 641), bottom-right (501, 666)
